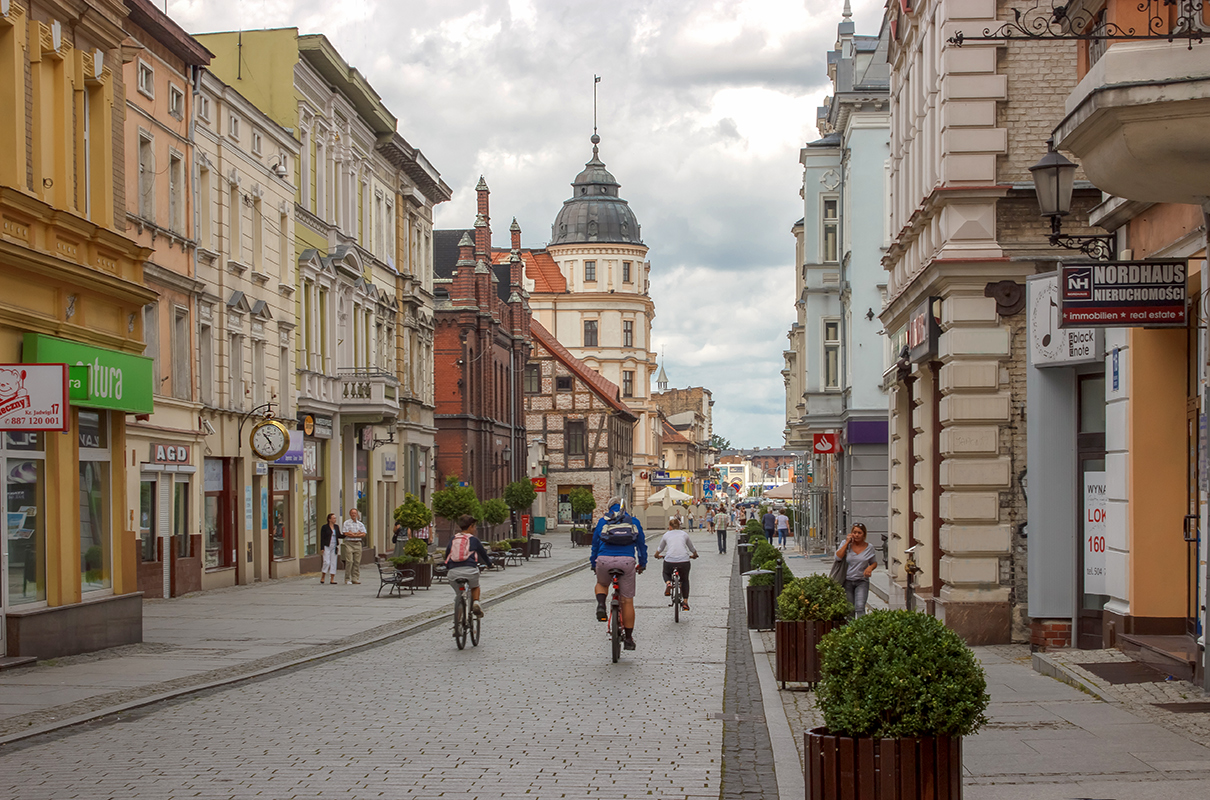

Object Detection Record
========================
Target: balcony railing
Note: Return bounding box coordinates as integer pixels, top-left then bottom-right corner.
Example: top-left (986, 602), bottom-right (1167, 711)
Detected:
top-left (338, 368), bottom-right (400, 417)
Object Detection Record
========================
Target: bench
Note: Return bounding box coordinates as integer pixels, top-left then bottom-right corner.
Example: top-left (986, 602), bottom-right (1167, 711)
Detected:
top-left (538, 541), bottom-right (553, 558)
top-left (376, 562), bottom-right (415, 598)
top-left (433, 563), bottom-right (448, 583)
top-left (488, 552), bottom-right (507, 571)
top-left (505, 549), bottom-right (525, 567)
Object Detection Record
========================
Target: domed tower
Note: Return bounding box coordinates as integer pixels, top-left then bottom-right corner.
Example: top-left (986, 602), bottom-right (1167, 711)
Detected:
top-left (529, 134), bottom-right (660, 510)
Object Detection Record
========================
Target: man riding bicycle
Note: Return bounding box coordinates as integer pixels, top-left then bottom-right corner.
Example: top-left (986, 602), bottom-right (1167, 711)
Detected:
top-left (444, 514), bottom-right (493, 618)
top-left (591, 496), bottom-right (648, 650)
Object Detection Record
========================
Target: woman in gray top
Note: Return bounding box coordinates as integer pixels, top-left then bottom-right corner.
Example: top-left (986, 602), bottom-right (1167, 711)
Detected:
top-left (835, 522), bottom-right (877, 617)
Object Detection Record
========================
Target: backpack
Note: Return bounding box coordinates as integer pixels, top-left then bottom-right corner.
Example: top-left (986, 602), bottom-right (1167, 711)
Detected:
top-left (600, 518), bottom-right (638, 546)
top-left (447, 533), bottom-right (474, 564)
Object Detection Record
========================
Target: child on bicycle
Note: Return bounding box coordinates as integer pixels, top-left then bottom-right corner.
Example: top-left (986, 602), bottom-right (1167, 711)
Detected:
top-left (654, 517), bottom-right (698, 611)
top-left (444, 514), bottom-right (493, 617)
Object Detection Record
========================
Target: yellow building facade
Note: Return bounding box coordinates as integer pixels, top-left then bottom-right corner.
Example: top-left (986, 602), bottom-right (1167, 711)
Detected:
top-left (1, 0), bottom-right (156, 659)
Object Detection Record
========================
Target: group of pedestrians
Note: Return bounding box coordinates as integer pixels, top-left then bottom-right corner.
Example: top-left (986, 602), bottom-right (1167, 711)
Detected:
top-left (318, 508), bottom-right (368, 584)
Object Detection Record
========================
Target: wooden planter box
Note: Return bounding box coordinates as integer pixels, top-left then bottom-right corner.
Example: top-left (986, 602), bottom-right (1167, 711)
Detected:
top-left (746, 584), bottom-right (775, 630)
top-left (409, 562), bottom-right (433, 589)
top-left (775, 620), bottom-right (842, 687)
top-left (737, 543), bottom-right (753, 574)
top-left (806, 728), bottom-right (963, 800)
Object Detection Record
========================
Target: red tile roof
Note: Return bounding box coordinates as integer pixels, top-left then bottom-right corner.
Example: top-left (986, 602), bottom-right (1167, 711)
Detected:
top-left (492, 248), bottom-right (567, 293)
top-left (662, 421), bottom-right (691, 445)
top-left (530, 321), bottom-right (637, 421)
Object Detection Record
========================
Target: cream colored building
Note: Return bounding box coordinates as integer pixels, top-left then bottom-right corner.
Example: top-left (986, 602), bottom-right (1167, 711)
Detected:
top-left (527, 135), bottom-right (660, 509)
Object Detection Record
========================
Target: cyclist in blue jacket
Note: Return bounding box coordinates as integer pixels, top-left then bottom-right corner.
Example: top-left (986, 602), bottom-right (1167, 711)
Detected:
top-left (590, 497), bottom-right (648, 650)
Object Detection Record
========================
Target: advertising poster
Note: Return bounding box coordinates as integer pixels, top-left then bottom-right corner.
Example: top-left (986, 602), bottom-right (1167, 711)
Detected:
top-left (1084, 472), bottom-right (1107, 595)
top-left (0, 364), bottom-right (68, 431)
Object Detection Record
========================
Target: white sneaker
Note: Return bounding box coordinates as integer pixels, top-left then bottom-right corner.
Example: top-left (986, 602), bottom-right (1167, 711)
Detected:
top-left (472, 601), bottom-right (484, 618)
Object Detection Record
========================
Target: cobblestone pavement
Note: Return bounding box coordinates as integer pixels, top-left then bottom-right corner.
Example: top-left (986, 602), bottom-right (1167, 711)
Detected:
top-left (0, 532), bottom-right (738, 799)
top-left (721, 564), bottom-right (778, 800)
top-left (0, 538), bottom-right (587, 738)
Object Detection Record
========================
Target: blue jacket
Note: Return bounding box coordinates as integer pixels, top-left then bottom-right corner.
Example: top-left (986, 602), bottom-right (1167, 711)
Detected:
top-left (590, 506), bottom-right (648, 570)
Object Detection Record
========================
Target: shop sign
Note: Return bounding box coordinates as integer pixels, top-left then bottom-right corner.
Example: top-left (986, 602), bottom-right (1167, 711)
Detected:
top-left (360, 425), bottom-right (374, 450)
top-left (908, 297), bottom-right (941, 363)
top-left (273, 469), bottom-right (290, 492)
top-left (261, 487), bottom-right (269, 531)
top-left (23, 333), bottom-right (154, 414)
top-left (382, 452), bottom-right (397, 478)
top-left (149, 442), bottom-right (191, 464)
top-left (1060, 260), bottom-right (1187, 328)
top-left (312, 415), bottom-right (333, 439)
top-left (1029, 275), bottom-right (1103, 367)
top-left (273, 430), bottom-right (303, 466)
top-left (531, 476), bottom-right (547, 492)
top-left (0, 364), bottom-right (68, 431)
top-left (299, 415), bottom-right (315, 436)
top-left (255, 461), bottom-right (268, 476)
top-left (303, 439), bottom-right (319, 480)
top-left (651, 470), bottom-right (681, 485)
top-left (813, 433), bottom-right (840, 454)
top-left (1083, 472), bottom-right (1107, 595)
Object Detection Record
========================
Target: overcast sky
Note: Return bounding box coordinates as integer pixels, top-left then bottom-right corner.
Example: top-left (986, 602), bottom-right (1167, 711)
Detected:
top-left (174, 0), bottom-right (886, 448)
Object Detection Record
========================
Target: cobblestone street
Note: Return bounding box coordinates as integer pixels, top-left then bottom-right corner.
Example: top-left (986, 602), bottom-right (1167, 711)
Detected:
top-left (0, 535), bottom-right (738, 799)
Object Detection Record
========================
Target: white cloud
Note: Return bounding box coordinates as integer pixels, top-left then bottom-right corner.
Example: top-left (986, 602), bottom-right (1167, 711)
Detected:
top-left (172, 0), bottom-right (886, 446)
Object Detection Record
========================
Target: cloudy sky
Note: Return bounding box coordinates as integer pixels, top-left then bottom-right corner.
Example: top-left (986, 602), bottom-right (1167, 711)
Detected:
top-left (174, 0), bottom-right (886, 447)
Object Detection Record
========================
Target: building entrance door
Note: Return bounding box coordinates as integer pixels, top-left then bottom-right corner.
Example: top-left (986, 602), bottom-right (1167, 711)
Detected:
top-left (1077, 373), bottom-right (1107, 649)
top-left (1187, 395), bottom-right (1203, 637)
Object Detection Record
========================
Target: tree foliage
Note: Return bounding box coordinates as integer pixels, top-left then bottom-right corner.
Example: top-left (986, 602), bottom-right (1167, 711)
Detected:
top-left (568, 486), bottom-right (596, 517)
top-left (393, 493), bottom-right (432, 532)
top-left (503, 479), bottom-right (537, 512)
top-left (432, 475), bottom-right (480, 522)
top-left (481, 498), bottom-right (510, 526)
top-left (709, 434), bottom-right (732, 451)
top-left (777, 574), bottom-right (852, 622)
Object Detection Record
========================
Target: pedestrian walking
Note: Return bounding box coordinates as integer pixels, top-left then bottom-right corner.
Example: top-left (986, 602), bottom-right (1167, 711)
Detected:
top-left (776, 509), bottom-right (790, 549)
top-left (713, 508), bottom-right (730, 554)
top-left (341, 507), bottom-right (367, 584)
top-left (761, 507), bottom-right (777, 545)
top-left (319, 513), bottom-right (341, 584)
top-left (836, 522), bottom-right (877, 617)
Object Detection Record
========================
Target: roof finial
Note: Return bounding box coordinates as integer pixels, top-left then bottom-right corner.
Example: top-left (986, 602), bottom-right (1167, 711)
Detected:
top-left (842, 0), bottom-right (852, 19)
top-left (592, 75), bottom-right (602, 157)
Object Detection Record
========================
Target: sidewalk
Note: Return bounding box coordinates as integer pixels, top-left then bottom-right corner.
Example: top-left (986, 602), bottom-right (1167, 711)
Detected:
top-left (751, 542), bottom-right (1210, 797)
top-left (0, 536), bottom-right (587, 742)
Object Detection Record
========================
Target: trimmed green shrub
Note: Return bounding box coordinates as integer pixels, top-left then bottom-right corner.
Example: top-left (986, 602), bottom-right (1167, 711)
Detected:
top-left (503, 479), bottom-right (538, 513)
top-left (432, 476), bottom-right (480, 523)
top-left (816, 610), bottom-right (990, 739)
top-left (748, 572), bottom-right (774, 587)
top-left (393, 493), bottom-right (432, 532)
top-left (777, 574), bottom-right (851, 622)
top-left (481, 498), bottom-right (509, 526)
top-left (489, 541), bottom-right (511, 552)
top-left (568, 487), bottom-right (596, 518)
top-left (402, 536), bottom-right (429, 560)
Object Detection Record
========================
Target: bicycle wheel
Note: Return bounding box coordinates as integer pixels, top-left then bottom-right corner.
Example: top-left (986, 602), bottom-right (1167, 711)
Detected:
top-left (470, 613), bottom-right (481, 646)
top-left (610, 600), bottom-right (621, 663)
top-left (674, 581), bottom-right (680, 624)
top-left (453, 594), bottom-right (467, 650)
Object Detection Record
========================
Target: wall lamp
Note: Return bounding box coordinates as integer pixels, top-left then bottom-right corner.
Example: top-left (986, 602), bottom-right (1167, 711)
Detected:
top-left (1028, 138), bottom-right (1114, 261)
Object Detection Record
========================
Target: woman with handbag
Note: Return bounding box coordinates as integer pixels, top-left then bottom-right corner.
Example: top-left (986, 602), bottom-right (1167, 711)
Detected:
top-left (319, 513), bottom-right (342, 585)
top-left (835, 522), bottom-right (876, 617)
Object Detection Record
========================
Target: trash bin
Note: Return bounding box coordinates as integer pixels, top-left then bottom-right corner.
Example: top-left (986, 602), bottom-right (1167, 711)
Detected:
top-left (737, 543), bottom-right (754, 574)
top-left (533, 516), bottom-right (546, 534)
top-left (746, 584), bottom-right (775, 630)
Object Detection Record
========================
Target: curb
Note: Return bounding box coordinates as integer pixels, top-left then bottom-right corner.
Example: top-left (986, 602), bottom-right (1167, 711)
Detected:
top-left (1031, 652), bottom-right (1121, 703)
top-left (0, 557), bottom-right (587, 748)
top-left (750, 629), bottom-right (806, 800)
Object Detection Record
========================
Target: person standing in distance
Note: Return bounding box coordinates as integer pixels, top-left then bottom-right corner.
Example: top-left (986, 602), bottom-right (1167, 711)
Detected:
top-left (761, 506), bottom-right (777, 545)
top-left (836, 522), bottom-right (877, 617)
top-left (319, 512), bottom-right (342, 584)
top-left (591, 497), bottom-right (648, 650)
top-left (775, 508), bottom-right (791, 549)
top-left (341, 507), bottom-right (367, 584)
top-left (713, 506), bottom-right (731, 554)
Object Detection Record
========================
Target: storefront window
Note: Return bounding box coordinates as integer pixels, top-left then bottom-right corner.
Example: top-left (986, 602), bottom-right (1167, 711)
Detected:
top-left (174, 480), bottom-right (190, 558)
top-left (355, 446), bottom-right (369, 533)
top-left (5, 434), bottom-right (46, 606)
top-left (204, 458), bottom-right (229, 569)
top-left (302, 439), bottom-right (320, 556)
top-left (79, 461), bottom-right (111, 592)
top-left (139, 480), bottom-right (156, 562)
top-left (272, 469), bottom-right (290, 559)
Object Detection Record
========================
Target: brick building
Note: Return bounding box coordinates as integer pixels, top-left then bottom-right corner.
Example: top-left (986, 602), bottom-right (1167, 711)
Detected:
top-left (433, 179), bottom-right (531, 507)
top-left (524, 321), bottom-right (636, 529)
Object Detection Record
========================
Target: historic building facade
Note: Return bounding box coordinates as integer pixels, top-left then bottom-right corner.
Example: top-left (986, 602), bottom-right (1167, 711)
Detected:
top-left (1, 0), bottom-right (157, 658)
top-left (651, 380), bottom-right (714, 501)
top-left (524, 321), bottom-right (636, 529)
top-left (526, 135), bottom-right (661, 510)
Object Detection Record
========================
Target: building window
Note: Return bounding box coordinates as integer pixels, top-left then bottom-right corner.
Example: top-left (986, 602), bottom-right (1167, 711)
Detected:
top-left (822, 198), bottom-right (839, 263)
top-left (168, 85), bottom-right (184, 119)
top-left (230, 334), bottom-right (244, 410)
top-left (251, 130), bottom-right (263, 156)
top-left (169, 152), bottom-right (183, 233)
top-left (584, 260), bottom-right (596, 282)
top-left (139, 480), bottom-right (156, 562)
top-left (79, 411), bottom-right (111, 593)
top-left (824, 320), bottom-right (840, 389)
top-left (622, 371), bottom-right (634, 398)
top-left (229, 184), bottom-right (241, 260)
top-left (137, 60), bottom-right (154, 98)
top-left (252, 340), bottom-right (265, 406)
top-left (138, 135), bottom-right (154, 221)
top-left (567, 420), bottom-right (586, 456)
top-left (144, 304), bottom-right (159, 390)
top-left (228, 113), bottom-right (240, 141)
top-left (172, 307), bottom-right (190, 400)
top-left (583, 320), bottom-right (598, 347)
top-left (199, 322), bottom-right (213, 405)
top-left (198, 95), bottom-right (210, 123)
top-left (252, 197), bottom-right (263, 272)
top-left (279, 346), bottom-right (290, 410)
top-left (174, 478), bottom-right (191, 559)
top-left (3, 432), bottom-right (47, 606)
top-left (622, 261), bottom-right (632, 283)
top-left (204, 458), bottom-right (231, 569)
top-left (623, 320), bottom-right (634, 348)
top-left (524, 363), bottom-right (541, 394)
top-left (199, 166), bottom-right (213, 247)
top-left (556, 375), bottom-right (573, 392)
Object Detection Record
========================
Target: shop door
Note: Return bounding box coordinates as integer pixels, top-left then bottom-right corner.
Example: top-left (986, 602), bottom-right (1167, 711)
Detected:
top-left (271, 469), bottom-right (290, 559)
top-left (1077, 374), bottom-right (1107, 649)
top-left (1187, 396), bottom-right (1203, 637)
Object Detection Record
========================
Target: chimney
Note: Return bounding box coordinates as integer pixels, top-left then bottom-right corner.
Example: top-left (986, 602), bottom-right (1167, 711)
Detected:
top-left (473, 213), bottom-right (489, 259)
top-left (475, 176), bottom-right (491, 256)
top-left (452, 232), bottom-right (477, 307)
top-left (510, 217), bottom-right (521, 251)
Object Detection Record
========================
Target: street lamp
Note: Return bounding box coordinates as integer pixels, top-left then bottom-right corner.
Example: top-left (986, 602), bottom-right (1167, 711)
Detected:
top-left (1029, 138), bottom-right (1114, 260)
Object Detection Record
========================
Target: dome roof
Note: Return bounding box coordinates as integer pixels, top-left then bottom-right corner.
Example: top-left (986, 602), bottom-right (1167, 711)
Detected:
top-left (550, 136), bottom-right (643, 246)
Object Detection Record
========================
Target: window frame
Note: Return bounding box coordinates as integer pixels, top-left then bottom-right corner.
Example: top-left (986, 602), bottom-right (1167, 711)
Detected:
top-left (137, 59), bottom-right (154, 99)
top-left (197, 95), bottom-right (211, 124)
top-left (823, 319), bottom-right (841, 390)
top-left (584, 260), bottom-right (597, 282)
top-left (228, 113), bottom-right (240, 141)
top-left (556, 375), bottom-right (573, 392)
top-left (566, 420), bottom-right (586, 456)
top-left (524, 363), bottom-right (541, 394)
top-left (623, 320), bottom-right (634, 348)
top-left (622, 370), bottom-right (634, 398)
top-left (250, 130), bottom-right (263, 156)
top-left (822, 196), bottom-right (839, 264)
top-left (168, 84), bottom-right (184, 120)
top-left (583, 319), bottom-right (598, 348)
top-left (622, 261), bottom-right (632, 283)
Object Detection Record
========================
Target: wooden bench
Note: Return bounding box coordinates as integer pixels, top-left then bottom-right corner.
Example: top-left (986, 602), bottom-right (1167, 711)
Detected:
top-left (376, 562), bottom-right (415, 598)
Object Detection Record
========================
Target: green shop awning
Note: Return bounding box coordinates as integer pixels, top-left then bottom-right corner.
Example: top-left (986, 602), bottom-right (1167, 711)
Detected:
top-left (23, 333), bottom-right (154, 414)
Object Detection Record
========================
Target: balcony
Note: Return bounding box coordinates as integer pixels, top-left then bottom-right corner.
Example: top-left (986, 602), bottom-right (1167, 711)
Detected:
top-left (298, 369), bottom-right (340, 411)
top-left (337, 369), bottom-right (400, 421)
top-left (1055, 40), bottom-right (1210, 205)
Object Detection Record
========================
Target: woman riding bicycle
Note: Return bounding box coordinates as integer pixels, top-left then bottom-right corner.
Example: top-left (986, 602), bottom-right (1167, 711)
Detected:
top-left (591, 497), bottom-right (647, 650)
top-left (444, 514), bottom-right (493, 618)
top-left (654, 517), bottom-right (698, 611)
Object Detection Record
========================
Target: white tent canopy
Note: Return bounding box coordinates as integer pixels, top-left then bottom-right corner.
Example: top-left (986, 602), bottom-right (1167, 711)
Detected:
top-left (648, 485), bottom-right (693, 509)
top-left (763, 482), bottom-right (795, 500)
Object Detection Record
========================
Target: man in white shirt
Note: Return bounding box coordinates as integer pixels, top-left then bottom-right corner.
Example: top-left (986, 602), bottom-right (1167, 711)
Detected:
top-left (341, 507), bottom-right (367, 584)
top-left (654, 518), bottom-right (698, 610)
top-left (776, 509), bottom-right (791, 549)
top-left (713, 508), bottom-right (731, 554)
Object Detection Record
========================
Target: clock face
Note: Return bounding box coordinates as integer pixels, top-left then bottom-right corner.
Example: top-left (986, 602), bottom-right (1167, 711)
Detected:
top-left (251, 421), bottom-right (289, 460)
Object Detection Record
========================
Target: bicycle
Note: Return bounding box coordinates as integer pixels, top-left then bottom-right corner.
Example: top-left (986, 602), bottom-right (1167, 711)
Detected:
top-left (605, 568), bottom-right (624, 663)
top-left (452, 576), bottom-right (481, 650)
top-left (669, 567), bottom-right (682, 623)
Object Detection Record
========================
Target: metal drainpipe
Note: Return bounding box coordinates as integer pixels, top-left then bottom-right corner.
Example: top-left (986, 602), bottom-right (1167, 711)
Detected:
top-left (1203, 206), bottom-right (1210, 693)
top-left (931, 359), bottom-right (943, 603)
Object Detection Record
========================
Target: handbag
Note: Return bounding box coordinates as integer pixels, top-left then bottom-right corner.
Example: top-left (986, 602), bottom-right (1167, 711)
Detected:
top-left (829, 555), bottom-right (847, 584)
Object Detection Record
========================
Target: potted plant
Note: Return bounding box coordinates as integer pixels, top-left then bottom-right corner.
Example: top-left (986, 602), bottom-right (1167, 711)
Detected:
top-left (388, 536), bottom-right (433, 588)
top-left (504, 479), bottom-right (538, 545)
top-left (570, 526), bottom-right (590, 547)
top-left (481, 498), bottom-right (510, 541)
top-left (774, 575), bottom-right (851, 687)
top-left (745, 540), bottom-right (783, 630)
top-left (807, 610), bottom-right (990, 799)
top-left (568, 486), bottom-right (596, 531)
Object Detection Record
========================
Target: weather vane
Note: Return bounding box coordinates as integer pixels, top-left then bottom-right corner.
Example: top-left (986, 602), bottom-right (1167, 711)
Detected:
top-left (593, 75), bottom-right (601, 138)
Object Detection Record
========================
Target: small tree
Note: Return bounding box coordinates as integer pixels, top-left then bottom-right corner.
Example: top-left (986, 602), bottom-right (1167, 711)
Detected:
top-left (503, 479), bottom-right (539, 538)
top-left (568, 486), bottom-right (596, 525)
top-left (393, 493), bottom-right (432, 534)
top-left (432, 475), bottom-right (480, 538)
top-left (481, 498), bottom-right (509, 540)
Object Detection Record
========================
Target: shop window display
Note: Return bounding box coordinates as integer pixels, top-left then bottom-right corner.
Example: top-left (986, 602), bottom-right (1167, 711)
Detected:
top-left (5, 432), bottom-right (46, 606)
